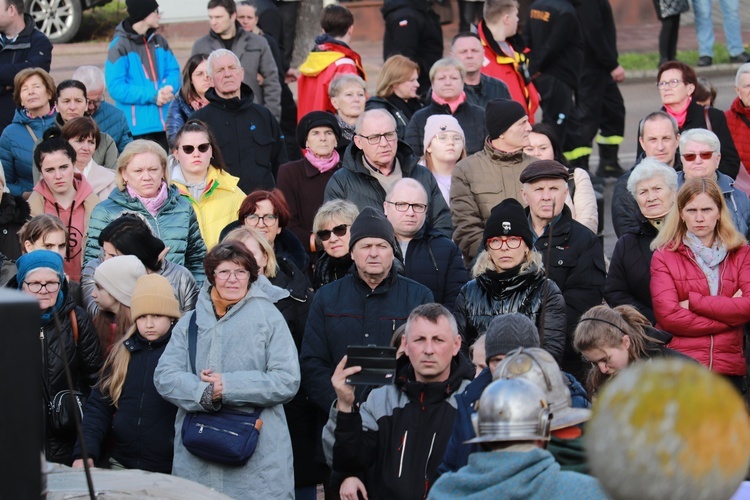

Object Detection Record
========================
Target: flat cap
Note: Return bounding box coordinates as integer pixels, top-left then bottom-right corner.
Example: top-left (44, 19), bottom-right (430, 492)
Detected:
top-left (519, 160), bottom-right (570, 184)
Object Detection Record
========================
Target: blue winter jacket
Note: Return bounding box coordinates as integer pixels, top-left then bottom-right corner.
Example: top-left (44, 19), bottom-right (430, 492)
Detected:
top-left (105, 21), bottom-right (181, 136)
top-left (0, 108), bottom-right (56, 196)
top-left (677, 171), bottom-right (750, 237)
top-left (91, 101), bottom-right (133, 153)
top-left (165, 94), bottom-right (194, 147)
top-left (84, 184), bottom-right (206, 284)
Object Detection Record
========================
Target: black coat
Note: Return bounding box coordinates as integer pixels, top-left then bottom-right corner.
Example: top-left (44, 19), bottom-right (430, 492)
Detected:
top-left (464, 74), bottom-right (512, 109)
top-left (400, 225), bottom-right (468, 312)
top-left (605, 214), bottom-right (659, 324)
top-left (366, 96), bottom-right (417, 140)
top-left (191, 83), bottom-right (287, 193)
top-left (454, 262), bottom-right (567, 363)
top-left (219, 221), bottom-right (309, 272)
top-left (312, 252), bottom-right (353, 290)
top-left (404, 100), bottom-right (487, 155)
top-left (575, 0), bottom-right (619, 72)
top-left (0, 192), bottom-right (30, 260)
top-left (72, 331), bottom-right (176, 472)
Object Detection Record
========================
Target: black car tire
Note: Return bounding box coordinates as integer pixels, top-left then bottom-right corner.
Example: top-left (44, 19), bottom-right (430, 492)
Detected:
top-left (25, 0), bottom-right (83, 44)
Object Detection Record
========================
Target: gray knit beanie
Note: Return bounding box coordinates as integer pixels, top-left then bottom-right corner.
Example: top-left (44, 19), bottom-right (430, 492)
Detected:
top-left (94, 255), bottom-right (147, 307)
top-left (485, 313), bottom-right (540, 364)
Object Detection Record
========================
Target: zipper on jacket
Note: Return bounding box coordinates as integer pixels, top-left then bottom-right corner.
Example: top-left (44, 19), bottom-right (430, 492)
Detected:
top-left (423, 433), bottom-right (437, 499)
top-left (397, 430), bottom-right (408, 477)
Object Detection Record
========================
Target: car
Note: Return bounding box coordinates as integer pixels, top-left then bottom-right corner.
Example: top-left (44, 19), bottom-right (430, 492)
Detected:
top-left (25, 0), bottom-right (112, 44)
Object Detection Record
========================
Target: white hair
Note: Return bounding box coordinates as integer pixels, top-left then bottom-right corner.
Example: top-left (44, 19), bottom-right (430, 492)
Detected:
top-left (71, 65), bottom-right (105, 91)
top-left (627, 158), bottom-right (678, 197)
top-left (679, 128), bottom-right (720, 154)
top-left (206, 49), bottom-right (242, 78)
top-left (736, 63), bottom-right (750, 86)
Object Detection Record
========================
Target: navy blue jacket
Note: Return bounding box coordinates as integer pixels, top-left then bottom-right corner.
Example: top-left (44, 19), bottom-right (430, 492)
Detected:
top-left (73, 331), bottom-right (176, 473)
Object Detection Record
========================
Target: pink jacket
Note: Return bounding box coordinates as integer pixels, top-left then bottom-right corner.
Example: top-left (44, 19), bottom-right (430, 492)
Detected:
top-left (650, 243), bottom-right (750, 375)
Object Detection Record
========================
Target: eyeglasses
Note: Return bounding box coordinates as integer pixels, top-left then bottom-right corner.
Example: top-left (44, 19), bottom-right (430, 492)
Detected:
top-left (487, 236), bottom-right (523, 250)
top-left (317, 224), bottom-right (349, 241)
top-left (181, 143), bottom-right (210, 155)
top-left (385, 201), bottom-right (427, 213)
top-left (358, 131), bottom-right (398, 145)
top-left (682, 151), bottom-right (715, 161)
top-left (87, 98), bottom-right (103, 107)
top-left (434, 132), bottom-right (464, 143)
top-left (245, 214), bottom-right (279, 226)
top-left (214, 269), bottom-right (249, 281)
top-left (23, 281), bottom-right (61, 293)
top-left (656, 79), bottom-right (683, 89)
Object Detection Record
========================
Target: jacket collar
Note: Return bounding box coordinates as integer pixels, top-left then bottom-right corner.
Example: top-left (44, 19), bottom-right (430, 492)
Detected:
top-left (342, 141), bottom-right (419, 177)
top-left (482, 139), bottom-right (528, 163)
top-left (395, 354), bottom-right (475, 403)
top-left (205, 83), bottom-right (255, 110)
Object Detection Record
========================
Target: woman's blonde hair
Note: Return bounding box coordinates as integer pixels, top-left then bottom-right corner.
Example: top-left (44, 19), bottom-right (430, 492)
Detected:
top-left (376, 55), bottom-right (420, 98)
top-left (651, 177), bottom-right (746, 252)
top-left (97, 324), bottom-right (137, 407)
top-left (471, 246), bottom-right (542, 278)
top-left (223, 226), bottom-right (278, 278)
top-left (115, 140), bottom-right (170, 191)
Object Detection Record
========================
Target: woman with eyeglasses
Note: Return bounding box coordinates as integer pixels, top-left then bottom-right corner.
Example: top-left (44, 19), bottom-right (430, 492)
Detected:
top-left (277, 112), bottom-right (343, 265)
top-left (422, 115), bottom-right (466, 204)
top-left (311, 199), bottom-right (359, 290)
top-left (453, 198), bottom-right (566, 362)
top-left (14, 249), bottom-right (102, 465)
top-left (154, 241), bottom-right (299, 498)
top-left (170, 120), bottom-right (245, 249)
top-left (641, 61), bottom-right (740, 179)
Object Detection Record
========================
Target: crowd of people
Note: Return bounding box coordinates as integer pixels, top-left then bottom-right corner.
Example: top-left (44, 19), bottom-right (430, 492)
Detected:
top-left (2, 0), bottom-right (750, 497)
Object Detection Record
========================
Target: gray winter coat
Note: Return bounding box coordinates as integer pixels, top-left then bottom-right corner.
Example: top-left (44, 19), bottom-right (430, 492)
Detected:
top-left (154, 276), bottom-right (300, 499)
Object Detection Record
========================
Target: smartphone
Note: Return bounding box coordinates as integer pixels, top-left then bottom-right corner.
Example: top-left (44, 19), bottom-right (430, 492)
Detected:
top-left (344, 346), bottom-right (397, 386)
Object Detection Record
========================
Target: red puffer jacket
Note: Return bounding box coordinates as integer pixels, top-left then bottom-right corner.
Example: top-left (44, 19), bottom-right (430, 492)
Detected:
top-left (650, 243), bottom-right (750, 375)
top-left (726, 97), bottom-right (750, 174)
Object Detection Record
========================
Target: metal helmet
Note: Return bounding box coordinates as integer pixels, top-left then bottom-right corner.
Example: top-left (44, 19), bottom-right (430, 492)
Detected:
top-left (493, 347), bottom-right (591, 430)
top-left (466, 378), bottom-right (552, 444)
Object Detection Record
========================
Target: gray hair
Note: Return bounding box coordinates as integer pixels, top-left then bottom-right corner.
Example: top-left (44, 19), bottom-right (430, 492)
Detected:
top-left (328, 74), bottom-right (366, 99)
top-left (71, 65), bottom-right (105, 91)
top-left (386, 177), bottom-right (428, 201)
top-left (627, 158), bottom-right (678, 197)
top-left (429, 57), bottom-right (467, 82)
top-left (679, 128), bottom-right (720, 154)
top-left (405, 303), bottom-right (458, 339)
top-left (206, 49), bottom-right (241, 78)
top-left (354, 108), bottom-right (397, 135)
top-left (638, 111), bottom-right (679, 138)
top-left (736, 63), bottom-right (750, 86)
top-left (312, 199), bottom-right (360, 233)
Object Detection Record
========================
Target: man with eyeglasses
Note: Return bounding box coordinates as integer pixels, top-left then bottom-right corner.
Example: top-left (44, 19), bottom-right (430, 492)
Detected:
top-left (384, 178), bottom-right (468, 312)
top-left (520, 160), bottom-right (605, 380)
top-left (325, 109), bottom-right (452, 238)
top-left (72, 66), bottom-right (133, 154)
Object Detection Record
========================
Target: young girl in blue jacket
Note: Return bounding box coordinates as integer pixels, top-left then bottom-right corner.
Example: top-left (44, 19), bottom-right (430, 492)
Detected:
top-left (72, 273), bottom-right (180, 472)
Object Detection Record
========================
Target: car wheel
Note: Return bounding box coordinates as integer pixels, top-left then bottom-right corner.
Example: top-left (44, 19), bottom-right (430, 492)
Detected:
top-left (25, 0), bottom-right (83, 44)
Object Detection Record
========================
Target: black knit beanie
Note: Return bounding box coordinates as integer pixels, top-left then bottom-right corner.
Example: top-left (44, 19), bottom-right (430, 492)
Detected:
top-left (297, 111), bottom-right (342, 150)
top-left (485, 99), bottom-right (527, 140)
top-left (127, 0), bottom-right (159, 24)
top-left (349, 206), bottom-right (396, 252)
top-left (483, 198), bottom-right (533, 249)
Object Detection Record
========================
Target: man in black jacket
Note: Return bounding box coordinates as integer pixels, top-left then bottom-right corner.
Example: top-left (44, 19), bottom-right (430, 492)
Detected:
top-left (521, 160), bottom-right (605, 379)
top-left (450, 32), bottom-right (511, 109)
top-left (0, 0), bottom-right (52, 132)
top-left (384, 178), bottom-right (468, 311)
top-left (191, 49), bottom-right (286, 194)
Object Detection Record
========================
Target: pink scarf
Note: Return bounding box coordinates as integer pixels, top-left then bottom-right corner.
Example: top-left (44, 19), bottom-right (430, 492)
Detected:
top-left (127, 181), bottom-right (169, 216)
top-left (665, 97), bottom-right (691, 128)
top-left (432, 91), bottom-right (466, 114)
top-left (305, 148), bottom-right (340, 174)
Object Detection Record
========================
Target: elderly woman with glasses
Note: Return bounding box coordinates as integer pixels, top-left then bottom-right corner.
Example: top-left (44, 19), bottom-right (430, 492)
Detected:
top-left (640, 61), bottom-right (740, 179)
top-left (311, 199), bottom-right (359, 290)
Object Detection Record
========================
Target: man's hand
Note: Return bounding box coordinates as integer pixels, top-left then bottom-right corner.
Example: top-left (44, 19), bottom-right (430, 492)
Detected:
top-left (331, 355), bottom-right (360, 413)
top-left (340, 476), bottom-right (368, 500)
top-left (611, 65), bottom-right (625, 83)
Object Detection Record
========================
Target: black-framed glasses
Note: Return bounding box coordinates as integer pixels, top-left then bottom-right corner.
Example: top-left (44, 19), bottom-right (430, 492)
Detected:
top-left (656, 79), bottom-right (683, 89)
top-left (181, 143), bottom-right (210, 155)
top-left (682, 151), bottom-right (714, 161)
top-left (358, 131), bottom-right (398, 145)
top-left (317, 224), bottom-right (349, 241)
top-left (23, 281), bottom-right (61, 293)
top-left (214, 269), bottom-right (250, 281)
top-left (487, 236), bottom-right (523, 250)
top-left (245, 214), bottom-right (279, 226)
top-left (385, 201), bottom-right (427, 213)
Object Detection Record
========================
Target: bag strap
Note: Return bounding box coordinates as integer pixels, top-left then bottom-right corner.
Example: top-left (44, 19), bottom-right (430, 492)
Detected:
top-left (704, 106), bottom-right (713, 132)
top-left (188, 311), bottom-right (198, 374)
top-left (735, 110), bottom-right (750, 129)
top-left (25, 124), bottom-right (37, 142)
top-left (70, 309), bottom-right (78, 345)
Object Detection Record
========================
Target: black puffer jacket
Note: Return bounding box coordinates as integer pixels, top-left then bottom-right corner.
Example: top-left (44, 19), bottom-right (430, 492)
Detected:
top-left (366, 96), bottom-right (412, 140)
top-left (453, 261), bottom-right (567, 363)
top-left (312, 252), bottom-right (353, 290)
top-left (404, 100), bottom-right (487, 155)
top-left (605, 213), bottom-right (659, 324)
top-left (72, 330), bottom-right (176, 472)
top-left (0, 192), bottom-right (30, 260)
top-left (41, 292), bottom-right (102, 464)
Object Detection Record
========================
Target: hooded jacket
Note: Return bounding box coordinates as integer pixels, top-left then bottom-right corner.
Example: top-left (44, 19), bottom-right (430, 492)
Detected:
top-left (0, 192), bottom-right (30, 259)
top-left (84, 184), bottom-right (206, 284)
top-left (192, 23), bottom-right (281, 121)
top-left (0, 108), bottom-right (56, 196)
top-left (105, 21), bottom-right (181, 136)
top-left (324, 142), bottom-right (453, 238)
top-left (725, 96), bottom-right (750, 176)
top-left (28, 173), bottom-right (100, 281)
top-left (297, 35), bottom-right (366, 121)
top-left (191, 84), bottom-right (287, 194)
top-left (651, 243), bottom-right (750, 375)
top-left (404, 99), bottom-right (487, 156)
top-left (325, 354), bottom-right (475, 500)
top-left (170, 165), bottom-right (246, 249)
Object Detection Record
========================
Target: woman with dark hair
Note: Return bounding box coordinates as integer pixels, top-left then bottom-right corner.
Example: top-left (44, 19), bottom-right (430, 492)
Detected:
top-left (171, 119), bottom-right (245, 248)
top-left (366, 54), bottom-right (423, 139)
top-left (524, 122), bottom-right (599, 233)
top-left (154, 241), bottom-right (300, 499)
top-left (166, 54), bottom-right (212, 146)
top-left (28, 128), bottom-right (100, 281)
top-left (53, 80), bottom-right (118, 170)
top-left (61, 117), bottom-right (116, 201)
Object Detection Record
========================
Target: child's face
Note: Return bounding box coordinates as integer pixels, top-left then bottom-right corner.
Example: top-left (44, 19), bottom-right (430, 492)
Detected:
top-left (136, 314), bottom-right (173, 342)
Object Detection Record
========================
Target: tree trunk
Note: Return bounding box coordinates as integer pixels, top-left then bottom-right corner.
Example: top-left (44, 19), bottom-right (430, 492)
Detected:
top-left (292, 0), bottom-right (325, 67)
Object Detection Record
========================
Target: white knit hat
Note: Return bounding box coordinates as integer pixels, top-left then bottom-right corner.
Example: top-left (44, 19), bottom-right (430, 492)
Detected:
top-left (94, 255), bottom-right (147, 307)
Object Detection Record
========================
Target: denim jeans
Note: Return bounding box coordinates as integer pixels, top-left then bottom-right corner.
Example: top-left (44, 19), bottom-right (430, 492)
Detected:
top-left (691, 0), bottom-right (745, 57)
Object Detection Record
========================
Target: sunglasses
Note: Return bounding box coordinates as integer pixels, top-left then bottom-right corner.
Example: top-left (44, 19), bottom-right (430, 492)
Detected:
top-left (316, 224), bottom-right (349, 241)
top-left (682, 151), bottom-right (714, 162)
top-left (181, 143), bottom-right (210, 154)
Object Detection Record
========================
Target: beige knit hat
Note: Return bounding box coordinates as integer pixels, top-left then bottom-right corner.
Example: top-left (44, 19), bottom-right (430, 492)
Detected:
top-left (130, 274), bottom-right (181, 321)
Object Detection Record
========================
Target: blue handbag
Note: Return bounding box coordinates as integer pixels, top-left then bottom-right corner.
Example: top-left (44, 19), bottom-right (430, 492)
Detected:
top-left (180, 312), bottom-right (263, 466)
